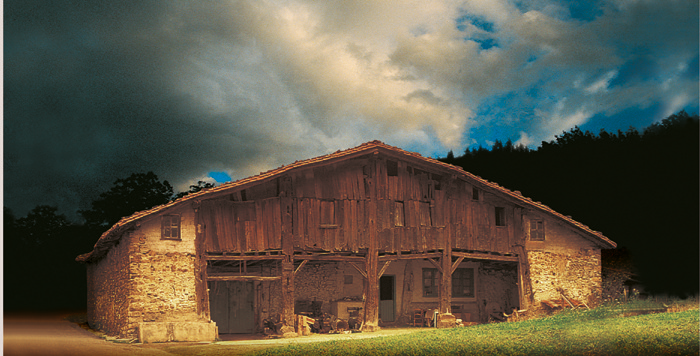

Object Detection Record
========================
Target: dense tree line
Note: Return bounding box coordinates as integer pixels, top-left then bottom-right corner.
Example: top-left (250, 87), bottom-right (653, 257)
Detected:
top-left (4, 174), bottom-right (215, 311)
top-left (440, 111), bottom-right (699, 297)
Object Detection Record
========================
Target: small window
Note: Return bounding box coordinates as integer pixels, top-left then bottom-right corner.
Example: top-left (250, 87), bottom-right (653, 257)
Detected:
top-left (387, 160), bottom-right (399, 177)
top-left (495, 207), bottom-right (506, 226)
top-left (432, 174), bottom-right (442, 191)
top-left (162, 215), bottom-right (181, 240)
top-left (452, 268), bottom-right (475, 298)
top-left (422, 268), bottom-right (439, 297)
top-left (531, 219), bottom-right (545, 241)
top-left (320, 200), bottom-right (336, 227)
top-left (394, 201), bottom-right (405, 227)
top-left (472, 187), bottom-right (480, 201)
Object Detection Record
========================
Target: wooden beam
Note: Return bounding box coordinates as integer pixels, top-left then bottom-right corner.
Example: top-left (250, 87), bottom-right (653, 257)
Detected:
top-left (205, 255), bottom-right (284, 261)
top-left (207, 275), bottom-right (282, 281)
top-left (452, 251), bottom-right (519, 263)
top-left (295, 255), bottom-right (366, 262)
top-left (377, 261), bottom-right (392, 278)
top-left (378, 252), bottom-right (442, 261)
top-left (348, 261), bottom-right (368, 280)
top-left (450, 256), bottom-right (465, 275)
top-left (427, 258), bottom-right (443, 273)
top-left (294, 260), bottom-right (308, 275)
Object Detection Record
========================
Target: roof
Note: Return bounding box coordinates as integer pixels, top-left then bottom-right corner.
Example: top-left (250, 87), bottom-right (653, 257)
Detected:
top-left (76, 140), bottom-right (616, 262)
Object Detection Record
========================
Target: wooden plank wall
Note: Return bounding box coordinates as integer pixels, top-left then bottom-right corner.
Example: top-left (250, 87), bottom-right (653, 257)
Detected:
top-left (200, 198), bottom-right (282, 253)
top-left (199, 155), bottom-right (521, 255)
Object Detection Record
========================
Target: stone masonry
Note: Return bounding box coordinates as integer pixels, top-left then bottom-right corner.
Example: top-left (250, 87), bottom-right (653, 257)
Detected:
top-left (528, 249), bottom-right (602, 307)
top-left (86, 206), bottom-right (216, 341)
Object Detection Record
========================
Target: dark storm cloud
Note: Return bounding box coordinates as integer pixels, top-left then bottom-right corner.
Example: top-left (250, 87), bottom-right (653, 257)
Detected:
top-left (4, 1), bottom-right (277, 218)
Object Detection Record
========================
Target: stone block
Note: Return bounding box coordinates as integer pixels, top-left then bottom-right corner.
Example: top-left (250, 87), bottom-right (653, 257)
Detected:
top-left (138, 322), bottom-right (218, 343)
top-left (436, 313), bottom-right (456, 328)
top-left (172, 322), bottom-right (218, 342)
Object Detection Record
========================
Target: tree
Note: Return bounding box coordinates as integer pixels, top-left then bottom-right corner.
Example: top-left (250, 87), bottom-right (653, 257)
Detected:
top-left (439, 111), bottom-right (699, 297)
top-left (4, 205), bottom-right (88, 311)
top-left (173, 180), bottom-right (216, 200)
top-left (15, 205), bottom-right (71, 246)
top-left (79, 172), bottom-right (173, 230)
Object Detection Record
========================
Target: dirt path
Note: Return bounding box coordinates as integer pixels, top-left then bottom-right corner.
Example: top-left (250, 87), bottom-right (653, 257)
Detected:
top-left (3, 313), bottom-right (171, 356)
top-left (4, 313), bottom-right (432, 356)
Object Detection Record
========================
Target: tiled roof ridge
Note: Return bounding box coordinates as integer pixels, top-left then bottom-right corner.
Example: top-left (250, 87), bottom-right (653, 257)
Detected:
top-left (76, 140), bottom-right (614, 262)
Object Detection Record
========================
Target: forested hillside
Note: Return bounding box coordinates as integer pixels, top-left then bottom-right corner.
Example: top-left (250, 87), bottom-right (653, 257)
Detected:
top-left (440, 111), bottom-right (699, 297)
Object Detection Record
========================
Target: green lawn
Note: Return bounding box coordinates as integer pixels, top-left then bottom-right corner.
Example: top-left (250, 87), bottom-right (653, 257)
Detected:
top-left (253, 308), bottom-right (699, 356)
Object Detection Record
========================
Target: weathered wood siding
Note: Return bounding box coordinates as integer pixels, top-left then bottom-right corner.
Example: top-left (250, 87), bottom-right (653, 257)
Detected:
top-left (200, 198), bottom-right (282, 252)
top-left (200, 155), bottom-right (522, 254)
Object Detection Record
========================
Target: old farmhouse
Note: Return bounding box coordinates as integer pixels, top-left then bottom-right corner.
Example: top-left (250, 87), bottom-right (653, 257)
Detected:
top-left (76, 141), bottom-right (616, 342)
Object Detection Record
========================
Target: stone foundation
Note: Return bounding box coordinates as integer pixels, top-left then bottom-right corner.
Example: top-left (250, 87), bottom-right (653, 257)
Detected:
top-left (138, 321), bottom-right (218, 343)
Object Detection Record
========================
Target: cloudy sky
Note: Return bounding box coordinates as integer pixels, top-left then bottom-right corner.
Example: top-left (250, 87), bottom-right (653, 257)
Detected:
top-left (5, 0), bottom-right (698, 220)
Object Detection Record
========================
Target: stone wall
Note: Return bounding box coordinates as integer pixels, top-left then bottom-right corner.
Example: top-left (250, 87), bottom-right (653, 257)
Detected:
top-left (86, 233), bottom-right (132, 337)
top-left (87, 205), bottom-right (216, 341)
top-left (477, 262), bottom-right (519, 323)
top-left (294, 262), bottom-right (344, 315)
top-left (260, 280), bottom-right (282, 326)
top-left (129, 249), bottom-right (199, 323)
top-left (601, 248), bottom-right (637, 302)
top-left (524, 213), bottom-right (605, 309)
top-left (528, 249), bottom-right (602, 307)
top-left (126, 206), bottom-right (208, 339)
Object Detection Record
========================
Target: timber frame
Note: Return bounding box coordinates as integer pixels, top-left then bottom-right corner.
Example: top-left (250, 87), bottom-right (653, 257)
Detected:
top-left (77, 140), bottom-right (616, 338)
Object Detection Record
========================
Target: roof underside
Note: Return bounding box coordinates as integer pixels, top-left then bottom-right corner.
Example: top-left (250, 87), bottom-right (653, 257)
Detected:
top-left (76, 140), bottom-right (616, 263)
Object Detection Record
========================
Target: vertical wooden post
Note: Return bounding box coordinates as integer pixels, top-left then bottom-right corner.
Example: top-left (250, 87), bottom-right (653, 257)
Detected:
top-left (439, 241), bottom-right (452, 314)
top-left (514, 209), bottom-right (532, 310)
top-left (363, 152), bottom-right (380, 331)
top-left (280, 175), bottom-right (296, 325)
top-left (193, 201), bottom-right (211, 320)
top-left (281, 260), bottom-right (295, 325)
top-left (439, 180), bottom-right (456, 315)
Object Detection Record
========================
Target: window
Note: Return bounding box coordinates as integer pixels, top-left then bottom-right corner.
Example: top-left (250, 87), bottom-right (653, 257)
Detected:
top-left (394, 201), bottom-right (405, 227)
top-left (495, 207), bottom-right (506, 226)
top-left (344, 275), bottom-right (353, 284)
top-left (422, 268), bottom-right (439, 297)
top-left (452, 268), bottom-right (475, 298)
top-left (530, 219), bottom-right (545, 241)
top-left (472, 187), bottom-right (480, 201)
top-left (161, 215), bottom-right (181, 240)
top-left (386, 160), bottom-right (399, 177)
top-left (320, 200), bottom-right (336, 227)
top-left (432, 174), bottom-right (442, 191)
top-left (423, 267), bottom-right (476, 298)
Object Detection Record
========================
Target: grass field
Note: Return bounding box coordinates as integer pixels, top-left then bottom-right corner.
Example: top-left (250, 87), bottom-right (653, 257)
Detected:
top-left (249, 306), bottom-right (699, 356)
top-left (156, 301), bottom-right (699, 356)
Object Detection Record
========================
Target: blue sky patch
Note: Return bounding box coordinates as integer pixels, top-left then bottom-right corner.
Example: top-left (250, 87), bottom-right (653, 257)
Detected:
top-left (473, 38), bottom-right (498, 50)
top-left (209, 171), bottom-right (232, 183)
top-left (456, 13), bottom-right (495, 33)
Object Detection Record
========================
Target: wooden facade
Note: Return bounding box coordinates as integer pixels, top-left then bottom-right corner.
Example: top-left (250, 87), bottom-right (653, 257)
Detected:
top-left (78, 141), bottom-right (616, 340)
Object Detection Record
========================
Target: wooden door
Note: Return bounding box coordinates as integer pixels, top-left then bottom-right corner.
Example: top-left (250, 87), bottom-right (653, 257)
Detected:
top-left (209, 281), bottom-right (255, 333)
top-left (379, 275), bottom-right (395, 322)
